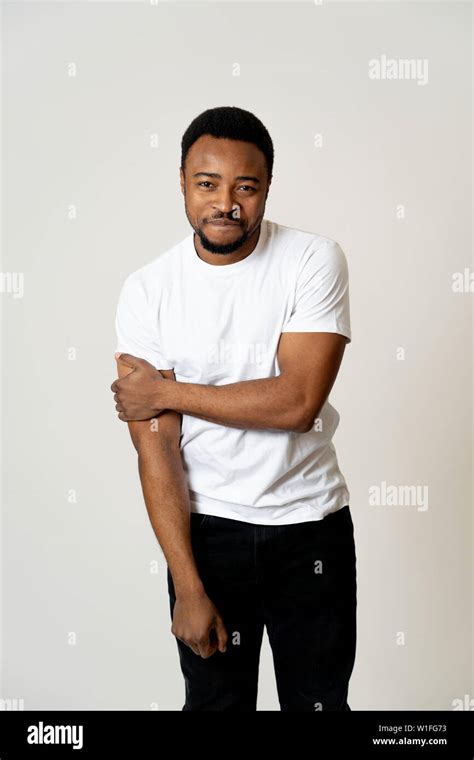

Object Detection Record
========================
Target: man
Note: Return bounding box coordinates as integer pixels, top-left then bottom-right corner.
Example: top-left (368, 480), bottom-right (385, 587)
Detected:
top-left (111, 105), bottom-right (357, 712)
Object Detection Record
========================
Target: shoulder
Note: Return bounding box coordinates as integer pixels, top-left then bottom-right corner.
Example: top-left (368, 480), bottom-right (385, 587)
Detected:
top-left (119, 232), bottom-right (189, 296)
top-left (268, 219), bottom-right (347, 271)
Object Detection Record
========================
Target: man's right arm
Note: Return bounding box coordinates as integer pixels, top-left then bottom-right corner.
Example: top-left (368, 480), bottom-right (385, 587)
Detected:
top-left (115, 359), bottom-right (228, 659)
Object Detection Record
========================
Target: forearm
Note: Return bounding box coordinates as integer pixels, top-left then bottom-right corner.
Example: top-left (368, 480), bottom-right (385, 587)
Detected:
top-left (158, 374), bottom-right (308, 432)
top-left (136, 434), bottom-right (204, 599)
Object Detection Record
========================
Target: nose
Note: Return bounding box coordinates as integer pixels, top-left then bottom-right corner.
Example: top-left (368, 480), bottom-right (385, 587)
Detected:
top-left (212, 187), bottom-right (236, 215)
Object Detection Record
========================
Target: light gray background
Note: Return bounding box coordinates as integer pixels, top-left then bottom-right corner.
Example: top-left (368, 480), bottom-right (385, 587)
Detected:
top-left (2, 0), bottom-right (472, 710)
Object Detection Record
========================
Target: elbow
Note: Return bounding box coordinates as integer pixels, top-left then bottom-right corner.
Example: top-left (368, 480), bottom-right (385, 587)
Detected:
top-left (290, 407), bottom-right (317, 434)
top-left (292, 419), bottom-right (314, 434)
top-left (283, 389), bottom-right (319, 433)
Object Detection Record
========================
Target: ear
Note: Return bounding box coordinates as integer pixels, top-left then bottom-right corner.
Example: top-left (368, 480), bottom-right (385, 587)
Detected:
top-left (179, 166), bottom-right (185, 195)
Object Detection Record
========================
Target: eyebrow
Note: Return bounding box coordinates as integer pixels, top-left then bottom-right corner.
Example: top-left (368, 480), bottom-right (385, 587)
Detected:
top-left (192, 172), bottom-right (261, 184)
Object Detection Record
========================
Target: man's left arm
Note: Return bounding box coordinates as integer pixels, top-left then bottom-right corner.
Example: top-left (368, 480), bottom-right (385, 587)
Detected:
top-left (114, 332), bottom-right (348, 434)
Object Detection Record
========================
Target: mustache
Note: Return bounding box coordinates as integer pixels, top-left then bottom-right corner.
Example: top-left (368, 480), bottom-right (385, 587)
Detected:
top-left (207, 216), bottom-right (242, 223)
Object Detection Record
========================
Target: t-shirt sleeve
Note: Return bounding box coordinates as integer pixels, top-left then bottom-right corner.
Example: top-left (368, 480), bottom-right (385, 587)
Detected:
top-left (114, 274), bottom-right (174, 370)
top-left (281, 239), bottom-right (351, 343)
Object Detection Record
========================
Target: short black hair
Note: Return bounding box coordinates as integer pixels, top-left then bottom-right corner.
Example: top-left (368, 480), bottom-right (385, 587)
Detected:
top-left (180, 106), bottom-right (274, 180)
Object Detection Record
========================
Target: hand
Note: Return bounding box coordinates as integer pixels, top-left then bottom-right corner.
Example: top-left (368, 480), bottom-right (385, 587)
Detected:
top-left (111, 353), bottom-right (167, 421)
top-left (171, 588), bottom-right (228, 659)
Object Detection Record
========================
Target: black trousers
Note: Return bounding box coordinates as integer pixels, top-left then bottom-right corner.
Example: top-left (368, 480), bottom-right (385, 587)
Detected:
top-left (167, 505), bottom-right (357, 711)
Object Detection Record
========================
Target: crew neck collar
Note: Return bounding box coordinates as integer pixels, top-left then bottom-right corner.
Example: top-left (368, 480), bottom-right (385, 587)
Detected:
top-left (186, 219), bottom-right (268, 276)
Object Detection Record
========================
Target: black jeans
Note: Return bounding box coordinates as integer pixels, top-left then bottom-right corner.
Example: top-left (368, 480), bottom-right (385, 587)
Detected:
top-left (167, 505), bottom-right (357, 711)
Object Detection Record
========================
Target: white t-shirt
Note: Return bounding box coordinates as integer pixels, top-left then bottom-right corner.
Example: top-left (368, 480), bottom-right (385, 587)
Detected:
top-left (115, 218), bottom-right (351, 525)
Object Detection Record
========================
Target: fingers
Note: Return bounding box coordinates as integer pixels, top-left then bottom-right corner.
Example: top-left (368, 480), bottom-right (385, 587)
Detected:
top-left (197, 635), bottom-right (218, 659)
top-left (214, 617), bottom-right (228, 653)
top-left (176, 634), bottom-right (214, 658)
top-left (188, 642), bottom-right (202, 657)
top-left (114, 353), bottom-right (141, 369)
top-left (196, 623), bottom-right (227, 658)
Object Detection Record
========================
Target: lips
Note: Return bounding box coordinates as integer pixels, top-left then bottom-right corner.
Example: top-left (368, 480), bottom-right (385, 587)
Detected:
top-left (208, 219), bottom-right (240, 226)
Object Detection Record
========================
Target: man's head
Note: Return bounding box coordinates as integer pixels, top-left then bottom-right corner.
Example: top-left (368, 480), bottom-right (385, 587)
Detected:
top-left (180, 106), bottom-right (273, 254)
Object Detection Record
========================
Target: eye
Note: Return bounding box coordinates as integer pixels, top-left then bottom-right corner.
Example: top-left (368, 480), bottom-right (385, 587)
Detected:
top-left (198, 181), bottom-right (214, 189)
top-left (238, 186), bottom-right (256, 192)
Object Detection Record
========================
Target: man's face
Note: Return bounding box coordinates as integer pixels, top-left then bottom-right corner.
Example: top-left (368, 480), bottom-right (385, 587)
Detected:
top-left (180, 135), bottom-right (271, 254)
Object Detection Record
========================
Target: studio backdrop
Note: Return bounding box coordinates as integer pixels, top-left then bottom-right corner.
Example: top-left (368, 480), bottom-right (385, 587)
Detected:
top-left (2, 0), bottom-right (472, 710)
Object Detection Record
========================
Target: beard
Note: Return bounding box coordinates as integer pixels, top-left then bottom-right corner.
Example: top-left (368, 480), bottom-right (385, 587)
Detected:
top-left (194, 222), bottom-right (251, 254)
top-left (184, 196), bottom-right (255, 254)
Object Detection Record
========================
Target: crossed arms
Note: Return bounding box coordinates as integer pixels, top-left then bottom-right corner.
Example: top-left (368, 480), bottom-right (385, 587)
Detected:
top-left (112, 331), bottom-right (348, 433)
